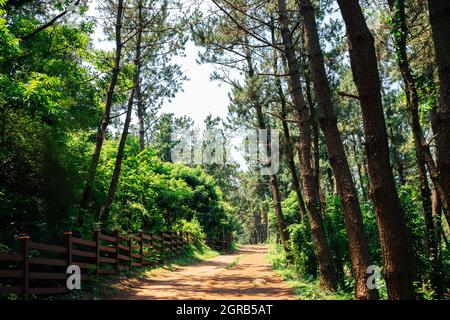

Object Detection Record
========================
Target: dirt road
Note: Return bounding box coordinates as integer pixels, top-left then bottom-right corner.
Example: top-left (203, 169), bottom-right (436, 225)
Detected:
top-left (112, 245), bottom-right (295, 300)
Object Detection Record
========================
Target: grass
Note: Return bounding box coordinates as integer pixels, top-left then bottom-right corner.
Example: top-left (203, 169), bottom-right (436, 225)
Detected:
top-left (163, 243), bottom-right (220, 269)
top-left (229, 241), bottom-right (241, 253)
top-left (226, 256), bottom-right (241, 270)
top-left (267, 242), bottom-right (353, 300)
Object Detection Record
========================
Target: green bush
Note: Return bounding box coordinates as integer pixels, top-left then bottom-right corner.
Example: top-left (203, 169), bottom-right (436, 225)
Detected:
top-left (174, 217), bottom-right (206, 248)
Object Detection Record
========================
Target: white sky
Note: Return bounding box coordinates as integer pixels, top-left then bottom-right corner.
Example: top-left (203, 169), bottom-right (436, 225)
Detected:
top-left (162, 42), bottom-right (232, 126)
top-left (87, 1), bottom-right (232, 130)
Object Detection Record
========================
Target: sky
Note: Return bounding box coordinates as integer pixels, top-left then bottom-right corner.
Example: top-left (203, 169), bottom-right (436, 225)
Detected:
top-left (87, 1), bottom-right (233, 131)
top-left (162, 42), bottom-right (232, 127)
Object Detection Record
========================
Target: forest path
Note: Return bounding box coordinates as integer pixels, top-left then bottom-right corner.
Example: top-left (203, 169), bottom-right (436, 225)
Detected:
top-left (112, 244), bottom-right (296, 300)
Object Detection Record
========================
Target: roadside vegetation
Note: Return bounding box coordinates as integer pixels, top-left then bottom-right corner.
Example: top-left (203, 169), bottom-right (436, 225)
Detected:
top-left (268, 242), bottom-right (353, 300)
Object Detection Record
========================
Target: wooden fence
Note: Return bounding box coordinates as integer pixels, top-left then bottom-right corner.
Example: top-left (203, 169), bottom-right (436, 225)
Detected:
top-left (0, 229), bottom-right (192, 297)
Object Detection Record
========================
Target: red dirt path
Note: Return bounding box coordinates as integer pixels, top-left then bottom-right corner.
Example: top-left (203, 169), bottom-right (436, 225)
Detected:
top-left (112, 245), bottom-right (295, 300)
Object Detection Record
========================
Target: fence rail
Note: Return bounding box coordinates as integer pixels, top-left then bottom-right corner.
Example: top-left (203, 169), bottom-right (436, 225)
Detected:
top-left (0, 229), bottom-right (191, 297)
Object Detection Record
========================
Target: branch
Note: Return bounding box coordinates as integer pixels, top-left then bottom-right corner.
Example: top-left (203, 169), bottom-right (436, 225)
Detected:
top-left (257, 72), bottom-right (290, 77)
top-left (338, 91), bottom-right (360, 100)
top-left (210, 0), bottom-right (284, 53)
top-left (110, 110), bottom-right (129, 120)
top-left (19, 0), bottom-right (81, 41)
top-left (267, 112), bottom-right (298, 123)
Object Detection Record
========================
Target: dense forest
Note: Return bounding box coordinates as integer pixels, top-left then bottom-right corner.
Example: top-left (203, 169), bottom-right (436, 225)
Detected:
top-left (0, 0), bottom-right (449, 300)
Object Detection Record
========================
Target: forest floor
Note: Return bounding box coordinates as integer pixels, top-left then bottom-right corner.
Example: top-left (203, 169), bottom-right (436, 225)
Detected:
top-left (110, 244), bottom-right (296, 300)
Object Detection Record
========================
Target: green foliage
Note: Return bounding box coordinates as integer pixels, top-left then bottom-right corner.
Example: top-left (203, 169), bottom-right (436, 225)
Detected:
top-left (323, 195), bottom-right (350, 289)
top-left (286, 223), bottom-right (318, 279)
top-left (79, 137), bottom-right (234, 242)
top-left (174, 218), bottom-right (206, 247)
top-left (268, 242), bottom-right (352, 300)
top-left (398, 185), bottom-right (435, 286)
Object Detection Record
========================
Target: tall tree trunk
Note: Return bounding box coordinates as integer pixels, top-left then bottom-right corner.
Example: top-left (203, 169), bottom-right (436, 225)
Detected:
top-left (101, 0), bottom-right (143, 224)
top-left (245, 48), bottom-right (290, 251)
top-left (351, 137), bottom-right (369, 202)
top-left (136, 72), bottom-right (145, 151)
top-left (337, 0), bottom-right (416, 299)
top-left (431, 107), bottom-right (450, 227)
top-left (431, 189), bottom-right (442, 245)
top-left (302, 56), bottom-right (320, 203)
top-left (388, 0), bottom-right (444, 298)
top-left (428, 0), bottom-right (450, 213)
top-left (432, 188), bottom-right (448, 248)
top-left (298, 0), bottom-right (377, 299)
top-left (277, 0), bottom-right (337, 291)
top-left (262, 207), bottom-right (268, 242)
top-left (80, 0), bottom-right (124, 211)
top-left (270, 23), bottom-right (307, 222)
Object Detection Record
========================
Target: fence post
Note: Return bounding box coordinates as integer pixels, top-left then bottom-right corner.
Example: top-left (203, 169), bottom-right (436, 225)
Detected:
top-left (114, 229), bottom-right (120, 274)
top-left (149, 234), bottom-right (154, 253)
top-left (64, 230), bottom-right (72, 267)
top-left (148, 234), bottom-right (153, 264)
top-left (180, 231), bottom-right (184, 251)
top-left (94, 229), bottom-right (100, 275)
top-left (139, 231), bottom-right (144, 266)
top-left (160, 231), bottom-right (165, 262)
top-left (128, 232), bottom-right (132, 271)
top-left (170, 231), bottom-right (174, 257)
top-left (19, 235), bottom-right (30, 297)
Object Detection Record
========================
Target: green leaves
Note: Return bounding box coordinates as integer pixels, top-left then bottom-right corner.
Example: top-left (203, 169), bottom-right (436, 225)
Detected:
top-left (91, 137), bottom-right (229, 239)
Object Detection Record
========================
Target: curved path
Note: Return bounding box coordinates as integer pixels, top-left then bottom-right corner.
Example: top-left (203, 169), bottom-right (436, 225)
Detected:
top-left (112, 245), bottom-right (295, 300)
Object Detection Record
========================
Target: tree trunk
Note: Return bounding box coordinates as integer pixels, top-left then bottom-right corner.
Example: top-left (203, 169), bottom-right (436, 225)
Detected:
top-left (245, 47), bottom-right (290, 251)
top-left (431, 188), bottom-right (441, 244)
top-left (136, 70), bottom-right (145, 151)
top-left (337, 0), bottom-right (416, 299)
top-left (298, 0), bottom-right (377, 299)
top-left (277, 0), bottom-right (337, 291)
top-left (80, 0), bottom-right (124, 211)
top-left (431, 107), bottom-right (450, 227)
top-left (270, 23), bottom-right (307, 222)
top-left (351, 138), bottom-right (368, 202)
top-left (388, 0), bottom-right (444, 298)
top-left (302, 58), bottom-right (320, 205)
top-left (428, 0), bottom-right (450, 214)
top-left (101, 0), bottom-right (143, 224)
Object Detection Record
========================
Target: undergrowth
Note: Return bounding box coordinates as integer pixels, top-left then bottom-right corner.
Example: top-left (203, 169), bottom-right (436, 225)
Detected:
top-left (268, 242), bottom-right (353, 300)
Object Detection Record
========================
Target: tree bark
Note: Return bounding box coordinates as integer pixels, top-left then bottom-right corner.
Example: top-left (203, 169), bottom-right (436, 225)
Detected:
top-left (388, 0), bottom-right (443, 298)
top-left (351, 137), bottom-right (369, 202)
top-left (101, 0), bottom-right (143, 223)
top-left (431, 107), bottom-right (450, 227)
top-left (136, 67), bottom-right (145, 151)
top-left (277, 0), bottom-right (337, 291)
top-left (337, 0), bottom-right (416, 300)
top-left (270, 23), bottom-right (307, 222)
top-left (298, 0), bottom-right (378, 299)
top-left (428, 0), bottom-right (450, 215)
top-left (80, 0), bottom-right (124, 211)
top-left (245, 47), bottom-right (290, 252)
